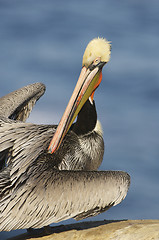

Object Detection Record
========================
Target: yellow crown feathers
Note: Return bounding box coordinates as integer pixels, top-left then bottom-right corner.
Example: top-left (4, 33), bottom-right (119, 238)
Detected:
top-left (82, 37), bottom-right (111, 67)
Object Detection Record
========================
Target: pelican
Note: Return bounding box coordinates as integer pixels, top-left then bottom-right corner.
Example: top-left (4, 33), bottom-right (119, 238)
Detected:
top-left (0, 38), bottom-right (130, 231)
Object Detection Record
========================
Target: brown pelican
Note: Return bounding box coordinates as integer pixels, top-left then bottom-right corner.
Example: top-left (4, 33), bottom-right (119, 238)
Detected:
top-left (0, 38), bottom-right (130, 231)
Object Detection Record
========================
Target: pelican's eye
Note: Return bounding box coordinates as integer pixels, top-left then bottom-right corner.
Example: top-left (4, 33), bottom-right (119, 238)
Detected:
top-left (88, 57), bottom-right (101, 71)
top-left (93, 57), bottom-right (101, 66)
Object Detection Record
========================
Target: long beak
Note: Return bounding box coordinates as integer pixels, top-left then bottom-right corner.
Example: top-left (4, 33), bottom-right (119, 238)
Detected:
top-left (48, 62), bottom-right (105, 154)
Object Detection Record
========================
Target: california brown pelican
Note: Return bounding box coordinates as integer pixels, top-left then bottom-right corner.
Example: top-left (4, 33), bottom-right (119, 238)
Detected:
top-left (0, 38), bottom-right (130, 231)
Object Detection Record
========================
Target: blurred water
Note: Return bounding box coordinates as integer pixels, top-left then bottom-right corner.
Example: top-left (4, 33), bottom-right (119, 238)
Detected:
top-left (0, 0), bottom-right (159, 239)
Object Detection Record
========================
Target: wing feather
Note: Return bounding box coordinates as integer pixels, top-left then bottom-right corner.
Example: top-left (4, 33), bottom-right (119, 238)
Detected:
top-left (0, 170), bottom-right (130, 231)
top-left (0, 82), bottom-right (45, 121)
top-left (0, 121), bottom-right (55, 176)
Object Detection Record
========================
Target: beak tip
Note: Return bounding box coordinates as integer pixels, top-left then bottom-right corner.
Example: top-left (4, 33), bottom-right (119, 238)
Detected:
top-left (48, 148), bottom-right (52, 154)
top-left (48, 144), bottom-right (54, 154)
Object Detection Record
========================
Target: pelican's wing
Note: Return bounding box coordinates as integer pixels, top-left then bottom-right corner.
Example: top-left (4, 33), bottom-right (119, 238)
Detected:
top-left (0, 83), bottom-right (46, 169)
top-left (0, 82), bottom-right (45, 121)
top-left (0, 170), bottom-right (130, 231)
top-left (0, 120), bottom-right (55, 175)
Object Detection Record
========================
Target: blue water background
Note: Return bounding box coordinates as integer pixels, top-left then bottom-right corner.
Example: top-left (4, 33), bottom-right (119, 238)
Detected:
top-left (0, 0), bottom-right (159, 239)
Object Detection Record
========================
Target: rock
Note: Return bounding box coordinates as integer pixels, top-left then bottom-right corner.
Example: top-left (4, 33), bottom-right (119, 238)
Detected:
top-left (8, 220), bottom-right (159, 240)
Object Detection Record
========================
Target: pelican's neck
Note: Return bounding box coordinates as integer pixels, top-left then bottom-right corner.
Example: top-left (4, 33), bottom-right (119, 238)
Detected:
top-left (71, 99), bottom-right (97, 135)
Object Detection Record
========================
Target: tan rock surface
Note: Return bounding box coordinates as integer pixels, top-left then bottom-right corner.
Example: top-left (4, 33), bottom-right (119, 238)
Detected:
top-left (8, 219), bottom-right (159, 240)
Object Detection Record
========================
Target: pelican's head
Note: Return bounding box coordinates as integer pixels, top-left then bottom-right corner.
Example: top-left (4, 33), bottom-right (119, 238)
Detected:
top-left (82, 37), bottom-right (111, 67)
top-left (48, 37), bottom-right (111, 154)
